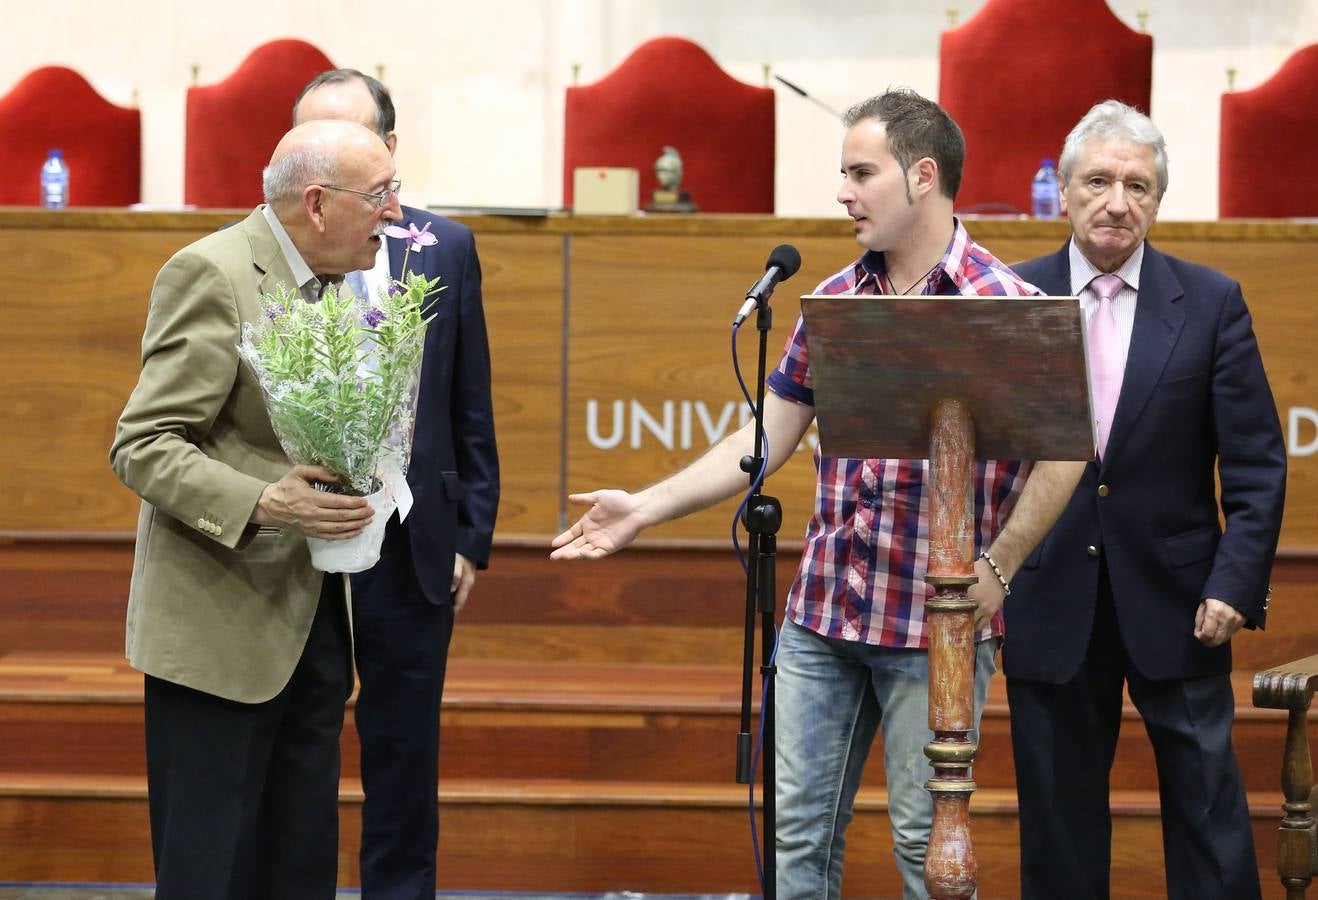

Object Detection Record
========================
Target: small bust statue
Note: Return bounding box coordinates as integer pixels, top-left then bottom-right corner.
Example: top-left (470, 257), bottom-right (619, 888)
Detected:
top-left (646, 145), bottom-right (697, 212)
top-left (654, 145), bottom-right (684, 192)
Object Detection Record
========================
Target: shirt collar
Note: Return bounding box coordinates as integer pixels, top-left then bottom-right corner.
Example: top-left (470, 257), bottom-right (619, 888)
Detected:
top-left (855, 217), bottom-right (970, 295)
top-left (260, 204), bottom-right (320, 296)
top-left (1068, 238), bottom-right (1145, 295)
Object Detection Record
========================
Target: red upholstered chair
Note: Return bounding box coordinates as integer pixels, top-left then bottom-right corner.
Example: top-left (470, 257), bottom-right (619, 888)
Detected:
top-left (563, 36), bottom-right (775, 213)
top-left (939, 0), bottom-right (1152, 214)
top-left (185, 38), bottom-right (334, 208)
top-left (0, 66), bottom-right (140, 206)
top-left (1220, 44), bottom-right (1318, 218)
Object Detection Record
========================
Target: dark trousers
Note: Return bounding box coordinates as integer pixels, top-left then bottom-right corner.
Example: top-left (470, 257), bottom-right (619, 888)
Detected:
top-left (351, 515), bottom-right (456, 900)
top-left (144, 576), bottom-right (351, 900)
top-left (1007, 562), bottom-right (1260, 900)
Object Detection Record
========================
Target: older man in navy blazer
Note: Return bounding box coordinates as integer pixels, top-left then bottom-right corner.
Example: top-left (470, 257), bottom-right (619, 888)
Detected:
top-left (973, 101), bottom-right (1286, 899)
top-left (294, 70), bottom-right (500, 899)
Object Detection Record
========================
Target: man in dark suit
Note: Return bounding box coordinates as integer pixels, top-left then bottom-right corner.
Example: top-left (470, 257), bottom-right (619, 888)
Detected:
top-left (294, 70), bottom-right (500, 900)
top-left (973, 100), bottom-right (1287, 899)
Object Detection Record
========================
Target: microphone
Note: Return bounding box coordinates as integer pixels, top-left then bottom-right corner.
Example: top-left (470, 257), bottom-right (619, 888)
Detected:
top-left (773, 74), bottom-right (843, 121)
top-left (734, 244), bottom-right (802, 326)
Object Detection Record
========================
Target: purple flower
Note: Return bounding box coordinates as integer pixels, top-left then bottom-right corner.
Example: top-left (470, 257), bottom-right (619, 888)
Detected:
top-left (363, 307), bottom-right (386, 328)
top-left (387, 282), bottom-right (406, 297)
top-left (383, 221), bottom-right (439, 251)
top-left (265, 303), bottom-right (286, 321)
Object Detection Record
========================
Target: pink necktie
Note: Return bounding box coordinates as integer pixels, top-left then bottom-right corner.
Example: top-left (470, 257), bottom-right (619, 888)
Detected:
top-left (1087, 273), bottom-right (1126, 460)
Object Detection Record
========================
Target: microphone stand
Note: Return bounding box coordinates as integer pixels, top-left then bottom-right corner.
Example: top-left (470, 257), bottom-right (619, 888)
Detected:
top-left (736, 296), bottom-right (781, 900)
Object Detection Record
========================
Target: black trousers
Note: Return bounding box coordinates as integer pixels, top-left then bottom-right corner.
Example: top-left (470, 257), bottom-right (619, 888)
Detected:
top-left (144, 576), bottom-right (352, 900)
top-left (351, 514), bottom-right (456, 900)
top-left (1007, 562), bottom-right (1260, 900)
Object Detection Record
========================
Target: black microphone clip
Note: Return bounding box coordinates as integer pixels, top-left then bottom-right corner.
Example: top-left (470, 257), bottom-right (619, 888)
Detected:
top-left (734, 244), bottom-right (802, 327)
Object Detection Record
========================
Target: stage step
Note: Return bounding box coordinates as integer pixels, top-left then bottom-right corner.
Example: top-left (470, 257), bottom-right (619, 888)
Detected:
top-left (1, 541), bottom-right (1310, 897)
top-left (0, 651), bottom-right (1304, 794)
top-left (0, 650), bottom-right (1302, 897)
top-left (0, 771), bottom-right (1288, 898)
top-left (4, 541), bottom-right (1315, 673)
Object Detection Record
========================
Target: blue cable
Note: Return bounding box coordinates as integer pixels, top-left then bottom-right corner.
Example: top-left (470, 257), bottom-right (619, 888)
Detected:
top-left (747, 623), bottom-right (782, 890)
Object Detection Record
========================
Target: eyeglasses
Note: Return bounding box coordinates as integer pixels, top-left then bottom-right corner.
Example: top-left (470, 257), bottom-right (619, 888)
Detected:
top-left (319, 179), bottom-right (402, 209)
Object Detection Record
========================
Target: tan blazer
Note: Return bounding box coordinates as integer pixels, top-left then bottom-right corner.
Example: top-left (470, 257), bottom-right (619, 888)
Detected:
top-left (111, 209), bottom-right (346, 703)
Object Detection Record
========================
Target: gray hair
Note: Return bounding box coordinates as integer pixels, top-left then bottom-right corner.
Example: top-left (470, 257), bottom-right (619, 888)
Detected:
top-left (1059, 100), bottom-right (1169, 197)
top-left (262, 147), bottom-right (339, 205)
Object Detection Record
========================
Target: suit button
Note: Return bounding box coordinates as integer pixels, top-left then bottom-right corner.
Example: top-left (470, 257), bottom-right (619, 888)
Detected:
top-left (1087, 545), bottom-right (1099, 557)
top-left (1097, 484), bottom-right (1109, 497)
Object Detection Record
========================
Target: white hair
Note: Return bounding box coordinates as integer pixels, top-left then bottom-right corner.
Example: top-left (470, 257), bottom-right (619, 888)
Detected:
top-left (261, 147), bottom-right (338, 205)
top-left (1059, 100), bottom-right (1169, 197)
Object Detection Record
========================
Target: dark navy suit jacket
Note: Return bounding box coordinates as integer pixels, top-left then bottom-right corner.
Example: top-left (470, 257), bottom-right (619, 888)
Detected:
top-left (1005, 241), bottom-right (1285, 683)
top-left (361, 205), bottom-right (498, 602)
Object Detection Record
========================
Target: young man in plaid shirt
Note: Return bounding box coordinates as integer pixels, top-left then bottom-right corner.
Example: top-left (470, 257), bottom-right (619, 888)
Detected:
top-left (552, 89), bottom-right (1072, 899)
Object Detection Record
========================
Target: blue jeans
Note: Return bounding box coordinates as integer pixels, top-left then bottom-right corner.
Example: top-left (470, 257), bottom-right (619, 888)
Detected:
top-left (775, 619), bottom-right (998, 900)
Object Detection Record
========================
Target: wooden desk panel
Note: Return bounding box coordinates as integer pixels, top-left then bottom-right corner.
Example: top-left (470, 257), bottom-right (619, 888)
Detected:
top-left (1, 212), bottom-right (1314, 551)
top-left (565, 234), bottom-right (859, 543)
top-left (1151, 236), bottom-right (1318, 549)
top-left (0, 226), bottom-right (206, 532)
top-left (481, 234), bottom-right (563, 536)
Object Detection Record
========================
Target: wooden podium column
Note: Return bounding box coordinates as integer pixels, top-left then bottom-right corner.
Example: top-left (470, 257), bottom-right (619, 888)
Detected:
top-left (923, 398), bottom-right (979, 899)
top-left (797, 292), bottom-right (1093, 899)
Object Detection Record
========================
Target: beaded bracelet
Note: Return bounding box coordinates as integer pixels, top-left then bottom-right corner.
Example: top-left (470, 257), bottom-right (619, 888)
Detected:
top-left (978, 550), bottom-right (1011, 596)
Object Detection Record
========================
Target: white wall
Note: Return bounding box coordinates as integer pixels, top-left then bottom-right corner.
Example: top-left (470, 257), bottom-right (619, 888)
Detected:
top-left (3, 0), bottom-right (1316, 218)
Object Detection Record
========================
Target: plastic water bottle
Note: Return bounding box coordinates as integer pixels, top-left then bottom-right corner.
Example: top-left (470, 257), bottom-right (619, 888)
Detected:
top-left (41, 148), bottom-right (69, 209)
top-left (1031, 157), bottom-right (1060, 219)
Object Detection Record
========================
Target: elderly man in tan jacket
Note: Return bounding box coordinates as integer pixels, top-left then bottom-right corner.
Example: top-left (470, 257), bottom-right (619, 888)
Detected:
top-left (110, 119), bottom-right (399, 900)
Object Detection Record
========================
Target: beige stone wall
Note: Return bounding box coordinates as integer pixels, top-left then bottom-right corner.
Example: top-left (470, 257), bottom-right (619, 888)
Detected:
top-left (3, 0), bottom-right (1317, 218)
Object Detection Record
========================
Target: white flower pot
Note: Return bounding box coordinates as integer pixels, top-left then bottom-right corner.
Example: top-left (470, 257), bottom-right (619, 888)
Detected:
top-left (305, 488), bottom-right (397, 573)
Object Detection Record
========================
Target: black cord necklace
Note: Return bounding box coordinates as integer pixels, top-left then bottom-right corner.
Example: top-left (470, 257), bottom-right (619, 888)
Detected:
top-left (883, 261), bottom-right (941, 296)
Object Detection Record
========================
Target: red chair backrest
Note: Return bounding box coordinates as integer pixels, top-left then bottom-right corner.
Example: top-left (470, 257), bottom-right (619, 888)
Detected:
top-left (1220, 44), bottom-right (1318, 218)
top-left (564, 36), bottom-right (775, 214)
top-left (0, 66), bottom-right (141, 206)
top-left (939, 0), bottom-right (1152, 213)
top-left (185, 38), bottom-right (334, 208)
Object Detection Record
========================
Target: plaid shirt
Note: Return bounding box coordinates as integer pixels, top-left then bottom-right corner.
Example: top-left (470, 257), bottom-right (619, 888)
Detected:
top-left (766, 219), bottom-right (1039, 648)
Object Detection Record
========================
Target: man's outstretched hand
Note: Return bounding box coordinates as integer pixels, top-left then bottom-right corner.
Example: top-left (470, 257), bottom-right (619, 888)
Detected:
top-left (550, 490), bottom-right (648, 560)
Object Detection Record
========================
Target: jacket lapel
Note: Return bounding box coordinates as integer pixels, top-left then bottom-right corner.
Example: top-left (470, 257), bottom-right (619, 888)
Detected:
top-left (1035, 243), bottom-right (1073, 295)
top-left (1103, 243), bottom-right (1186, 469)
top-left (241, 208), bottom-right (298, 298)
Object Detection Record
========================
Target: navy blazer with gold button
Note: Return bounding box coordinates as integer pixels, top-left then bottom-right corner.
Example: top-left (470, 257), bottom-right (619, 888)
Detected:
top-left (1005, 241), bottom-right (1286, 682)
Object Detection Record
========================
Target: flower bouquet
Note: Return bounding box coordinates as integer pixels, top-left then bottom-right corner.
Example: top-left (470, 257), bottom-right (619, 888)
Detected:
top-left (238, 224), bottom-right (444, 572)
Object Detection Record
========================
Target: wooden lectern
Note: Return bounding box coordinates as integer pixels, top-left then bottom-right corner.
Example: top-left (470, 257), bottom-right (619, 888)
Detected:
top-left (801, 294), bottom-right (1093, 899)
